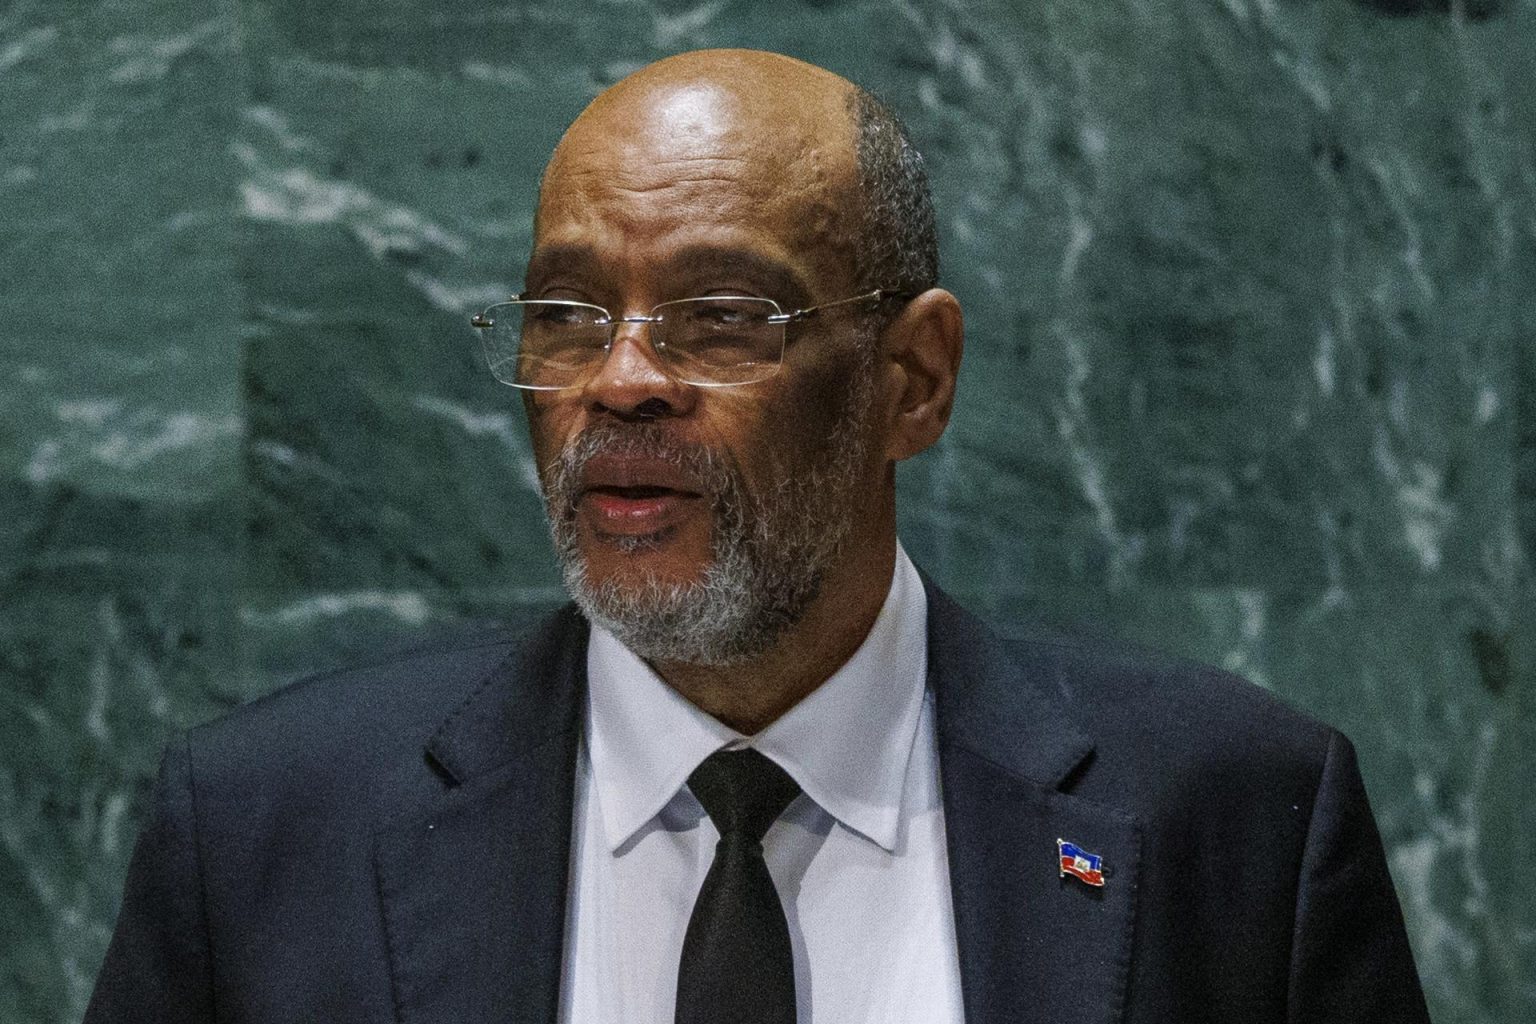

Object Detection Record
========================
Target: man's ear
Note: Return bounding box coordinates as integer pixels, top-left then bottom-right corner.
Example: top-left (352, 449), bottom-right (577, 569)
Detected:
top-left (880, 288), bottom-right (963, 462)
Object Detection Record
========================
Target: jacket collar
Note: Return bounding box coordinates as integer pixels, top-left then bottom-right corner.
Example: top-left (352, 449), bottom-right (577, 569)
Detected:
top-left (923, 578), bottom-right (1093, 787)
top-left (422, 604), bottom-right (588, 786)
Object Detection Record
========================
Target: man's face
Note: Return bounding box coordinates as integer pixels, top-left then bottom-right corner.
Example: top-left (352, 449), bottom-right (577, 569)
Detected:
top-left (522, 76), bottom-right (888, 665)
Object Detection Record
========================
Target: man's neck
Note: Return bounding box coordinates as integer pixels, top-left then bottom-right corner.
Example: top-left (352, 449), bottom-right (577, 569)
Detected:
top-left (650, 537), bottom-right (899, 735)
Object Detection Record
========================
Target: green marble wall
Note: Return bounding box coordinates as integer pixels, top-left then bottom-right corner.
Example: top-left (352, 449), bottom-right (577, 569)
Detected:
top-left (2, 0), bottom-right (1531, 1020)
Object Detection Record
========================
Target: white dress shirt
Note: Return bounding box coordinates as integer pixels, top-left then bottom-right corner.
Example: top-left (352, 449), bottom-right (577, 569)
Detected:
top-left (558, 546), bottom-right (966, 1024)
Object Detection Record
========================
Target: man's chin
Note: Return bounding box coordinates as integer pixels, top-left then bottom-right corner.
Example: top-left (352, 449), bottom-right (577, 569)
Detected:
top-left (559, 521), bottom-right (827, 668)
top-left (574, 520), bottom-right (715, 585)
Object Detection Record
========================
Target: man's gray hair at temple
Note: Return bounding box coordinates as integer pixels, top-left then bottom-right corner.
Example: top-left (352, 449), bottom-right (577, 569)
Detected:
top-left (849, 87), bottom-right (939, 296)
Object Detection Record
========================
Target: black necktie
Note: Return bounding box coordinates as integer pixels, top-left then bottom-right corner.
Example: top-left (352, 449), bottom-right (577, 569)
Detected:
top-left (675, 748), bottom-right (802, 1024)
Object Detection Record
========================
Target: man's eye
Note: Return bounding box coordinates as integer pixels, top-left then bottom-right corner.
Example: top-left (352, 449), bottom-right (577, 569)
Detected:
top-left (529, 305), bottom-right (599, 327)
top-left (686, 301), bottom-right (766, 326)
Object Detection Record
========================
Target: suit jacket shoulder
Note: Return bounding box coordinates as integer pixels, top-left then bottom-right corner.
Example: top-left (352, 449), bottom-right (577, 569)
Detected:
top-left (1007, 620), bottom-right (1335, 811)
top-left (186, 610), bottom-right (567, 826)
top-left (87, 604), bottom-right (590, 1024)
top-left (924, 582), bottom-right (1428, 1024)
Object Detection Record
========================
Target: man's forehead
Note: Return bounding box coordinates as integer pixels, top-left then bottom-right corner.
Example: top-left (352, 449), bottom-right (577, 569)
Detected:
top-left (547, 109), bottom-right (781, 208)
top-left (579, 81), bottom-right (747, 168)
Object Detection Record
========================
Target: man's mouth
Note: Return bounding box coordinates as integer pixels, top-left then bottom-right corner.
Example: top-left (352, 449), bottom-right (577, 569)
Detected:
top-left (586, 484), bottom-right (690, 500)
top-left (576, 457), bottom-right (707, 538)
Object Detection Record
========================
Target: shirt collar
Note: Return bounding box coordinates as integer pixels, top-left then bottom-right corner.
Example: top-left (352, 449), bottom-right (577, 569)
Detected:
top-left (584, 544), bottom-right (929, 854)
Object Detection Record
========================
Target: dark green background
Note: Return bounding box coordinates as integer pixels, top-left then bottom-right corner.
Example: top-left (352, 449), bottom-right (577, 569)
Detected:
top-left (2, 1), bottom-right (1532, 1020)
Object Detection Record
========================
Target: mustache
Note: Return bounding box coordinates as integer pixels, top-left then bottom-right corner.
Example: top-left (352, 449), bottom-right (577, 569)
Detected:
top-left (543, 422), bottom-right (740, 517)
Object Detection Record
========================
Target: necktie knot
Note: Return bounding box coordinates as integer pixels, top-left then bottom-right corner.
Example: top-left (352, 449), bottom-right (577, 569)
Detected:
top-left (687, 748), bottom-right (801, 844)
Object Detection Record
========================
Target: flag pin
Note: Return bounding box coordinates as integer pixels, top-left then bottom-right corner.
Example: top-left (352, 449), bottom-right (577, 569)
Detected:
top-left (1057, 838), bottom-right (1106, 887)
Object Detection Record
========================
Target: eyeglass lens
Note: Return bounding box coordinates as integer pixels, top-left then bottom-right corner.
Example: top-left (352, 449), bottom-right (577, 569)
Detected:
top-left (478, 297), bottom-right (785, 389)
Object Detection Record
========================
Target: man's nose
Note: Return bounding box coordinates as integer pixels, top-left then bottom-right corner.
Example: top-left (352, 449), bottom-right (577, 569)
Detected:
top-left (580, 320), bottom-right (697, 420)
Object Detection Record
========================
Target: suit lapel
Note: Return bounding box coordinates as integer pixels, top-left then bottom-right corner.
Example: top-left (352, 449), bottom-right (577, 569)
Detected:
top-left (374, 606), bottom-right (588, 1024)
top-left (926, 583), bottom-right (1141, 1024)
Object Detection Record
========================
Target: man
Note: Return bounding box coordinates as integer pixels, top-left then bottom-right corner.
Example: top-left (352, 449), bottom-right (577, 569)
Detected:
top-left (87, 49), bottom-right (1430, 1023)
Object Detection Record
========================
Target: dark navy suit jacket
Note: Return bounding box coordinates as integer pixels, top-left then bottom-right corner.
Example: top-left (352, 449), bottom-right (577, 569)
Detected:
top-left (86, 581), bottom-right (1431, 1023)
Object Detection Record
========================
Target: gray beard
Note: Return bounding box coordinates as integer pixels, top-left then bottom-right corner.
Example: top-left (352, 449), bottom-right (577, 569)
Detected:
top-left (541, 366), bottom-right (874, 667)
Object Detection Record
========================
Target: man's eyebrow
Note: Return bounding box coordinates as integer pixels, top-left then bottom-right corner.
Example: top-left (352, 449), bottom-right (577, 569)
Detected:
top-left (522, 244), bottom-right (812, 307)
top-left (665, 246), bottom-right (812, 307)
top-left (523, 245), bottom-right (596, 287)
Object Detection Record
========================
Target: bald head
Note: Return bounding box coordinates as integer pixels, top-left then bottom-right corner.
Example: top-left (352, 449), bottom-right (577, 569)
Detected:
top-left (569, 49), bottom-right (858, 152)
top-left (535, 49), bottom-right (937, 299)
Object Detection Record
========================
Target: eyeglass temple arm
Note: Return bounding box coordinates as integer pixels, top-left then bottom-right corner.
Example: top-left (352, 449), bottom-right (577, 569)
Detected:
top-left (782, 288), bottom-right (910, 323)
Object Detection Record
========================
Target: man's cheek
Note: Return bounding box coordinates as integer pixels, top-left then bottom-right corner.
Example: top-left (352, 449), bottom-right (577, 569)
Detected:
top-left (525, 410), bottom-right (573, 477)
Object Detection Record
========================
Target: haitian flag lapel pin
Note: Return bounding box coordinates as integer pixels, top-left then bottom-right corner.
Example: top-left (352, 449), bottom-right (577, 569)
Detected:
top-left (1057, 838), bottom-right (1106, 887)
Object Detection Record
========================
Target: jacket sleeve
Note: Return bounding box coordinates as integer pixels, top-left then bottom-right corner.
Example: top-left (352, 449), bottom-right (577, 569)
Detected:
top-left (84, 734), bottom-right (216, 1023)
top-left (1286, 731), bottom-right (1431, 1023)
